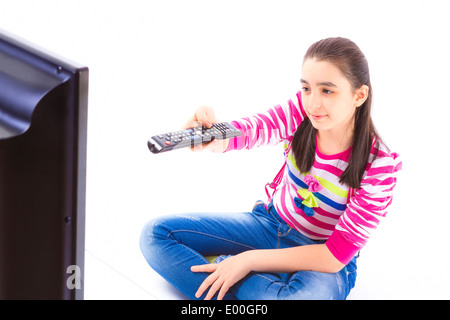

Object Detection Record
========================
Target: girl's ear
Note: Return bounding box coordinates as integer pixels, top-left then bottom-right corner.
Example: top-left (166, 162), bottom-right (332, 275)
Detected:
top-left (354, 85), bottom-right (369, 107)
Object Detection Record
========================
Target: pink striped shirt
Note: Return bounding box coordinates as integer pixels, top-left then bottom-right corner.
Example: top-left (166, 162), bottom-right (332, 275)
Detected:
top-left (225, 91), bottom-right (402, 264)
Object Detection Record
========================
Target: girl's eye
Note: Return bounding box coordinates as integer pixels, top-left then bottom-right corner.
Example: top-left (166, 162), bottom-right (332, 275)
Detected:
top-left (302, 87), bottom-right (310, 92)
top-left (323, 89), bottom-right (333, 94)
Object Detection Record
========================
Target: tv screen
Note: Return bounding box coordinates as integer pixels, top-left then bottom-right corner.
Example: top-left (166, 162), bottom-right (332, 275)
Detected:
top-left (0, 31), bottom-right (88, 299)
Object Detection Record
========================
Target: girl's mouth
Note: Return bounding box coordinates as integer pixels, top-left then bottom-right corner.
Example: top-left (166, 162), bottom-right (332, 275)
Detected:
top-left (311, 114), bottom-right (327, 121)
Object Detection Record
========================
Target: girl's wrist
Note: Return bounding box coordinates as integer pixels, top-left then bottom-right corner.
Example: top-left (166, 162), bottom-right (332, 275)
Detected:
top-left (238, 250), bottom-right (262, 272)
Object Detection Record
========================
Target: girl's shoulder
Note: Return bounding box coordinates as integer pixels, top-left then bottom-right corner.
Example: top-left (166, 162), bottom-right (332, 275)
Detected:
top-left (365, 137), bottom-right (402, 180)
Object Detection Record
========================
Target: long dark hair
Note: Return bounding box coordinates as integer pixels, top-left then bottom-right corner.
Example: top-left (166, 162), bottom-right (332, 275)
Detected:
top-left (291, 37), bottom-right (380, 189)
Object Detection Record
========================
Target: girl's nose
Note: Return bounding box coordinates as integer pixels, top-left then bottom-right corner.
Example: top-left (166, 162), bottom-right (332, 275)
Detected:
top-left (308, 91), bottom-right (321, 109)
top-left (309, 94), bottom-right (321, 110)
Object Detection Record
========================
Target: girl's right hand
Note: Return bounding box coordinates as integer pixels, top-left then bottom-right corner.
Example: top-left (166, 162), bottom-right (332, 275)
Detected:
top-left (183, 106), bottom-right (230, 153)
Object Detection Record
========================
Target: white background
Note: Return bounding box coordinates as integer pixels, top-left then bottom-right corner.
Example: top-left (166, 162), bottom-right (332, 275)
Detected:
top-left (1, 0), bottom-right (450, 299)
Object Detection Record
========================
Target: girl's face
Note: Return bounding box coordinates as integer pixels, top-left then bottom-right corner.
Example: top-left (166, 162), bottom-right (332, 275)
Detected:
top-left (300, 58), bottom-right (368, 136)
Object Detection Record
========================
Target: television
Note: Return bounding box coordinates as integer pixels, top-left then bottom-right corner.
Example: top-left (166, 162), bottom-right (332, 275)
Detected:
top-left (0, 30), bottom-right (88, 299)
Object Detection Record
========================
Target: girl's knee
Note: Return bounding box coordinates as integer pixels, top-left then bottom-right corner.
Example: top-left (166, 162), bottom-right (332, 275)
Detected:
top-left (285, 272), bottom-right (348, 300)
top-left (139, 217), bottom-right (171, 254)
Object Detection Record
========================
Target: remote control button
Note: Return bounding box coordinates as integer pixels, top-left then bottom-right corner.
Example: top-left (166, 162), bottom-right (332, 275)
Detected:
top-left (165, 141), bottom-right (171, 145)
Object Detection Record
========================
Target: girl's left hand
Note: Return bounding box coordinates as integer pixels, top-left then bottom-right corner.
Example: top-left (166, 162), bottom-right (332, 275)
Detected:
top-left (191, 254), bottom-right (251, 300)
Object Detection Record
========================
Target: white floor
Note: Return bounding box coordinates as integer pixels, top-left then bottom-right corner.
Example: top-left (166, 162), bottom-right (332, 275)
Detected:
top-left (84, 249), bottom-right (184, 300)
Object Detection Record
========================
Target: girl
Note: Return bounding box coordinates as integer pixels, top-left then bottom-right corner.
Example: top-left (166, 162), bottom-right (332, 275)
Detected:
top-left (140, 37), bottom-right (402, 300)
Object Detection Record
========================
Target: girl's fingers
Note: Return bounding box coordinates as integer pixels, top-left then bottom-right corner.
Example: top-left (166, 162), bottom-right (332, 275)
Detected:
top-left (206, 138), bottom-right (229, 153)
top-left (195, 107), bottom-right (216, 128)
top-left (217, 281), bottom-right (231, 300)
top-left (195, 271), bottom-right (219, 298)
top-left (182, 106), bottom-right (228, 153)
top-left (191, 264), bottom-right (217, 273)
top-left (183, 107), bottom-right (216, 130)
top-left (204, 277), bottom-right (225, 300)
top-left (182, 120), bottom-right (204, 130)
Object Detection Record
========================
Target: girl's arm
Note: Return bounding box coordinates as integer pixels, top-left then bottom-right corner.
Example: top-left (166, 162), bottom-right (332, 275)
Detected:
top-left (225, 92), bottom-right (305, 152)
top-left (182, 92), bottom-right (305, 153)
top-left (191, 244), bottom-right (344, 300)
top-left (243, 244), bottom-right (345, 274)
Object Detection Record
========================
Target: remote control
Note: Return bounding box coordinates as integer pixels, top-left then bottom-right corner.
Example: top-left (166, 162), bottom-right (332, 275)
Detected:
top-left (148, 122), bottom-right (242, 154)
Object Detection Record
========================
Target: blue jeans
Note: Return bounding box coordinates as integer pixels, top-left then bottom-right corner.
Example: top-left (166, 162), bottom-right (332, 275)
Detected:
top-left (139, 201), bottom-right (357, 300)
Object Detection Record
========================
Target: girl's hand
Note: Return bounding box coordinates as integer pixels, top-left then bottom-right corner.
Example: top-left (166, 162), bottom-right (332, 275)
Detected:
top-left (183, 106), bottom-right (229, 153)
top-left (191, 254), bottom-right (251, 300)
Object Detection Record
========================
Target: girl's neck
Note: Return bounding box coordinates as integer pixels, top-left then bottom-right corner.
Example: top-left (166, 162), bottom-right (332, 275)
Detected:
top-left (317, 127), bottom-right (353, 156)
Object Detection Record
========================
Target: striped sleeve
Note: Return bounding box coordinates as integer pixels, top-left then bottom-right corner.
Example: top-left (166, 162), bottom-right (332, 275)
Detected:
top-left (225, 92), bottom-right (306, 151)
top-left (326, 144), bottom-right (402, 265)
